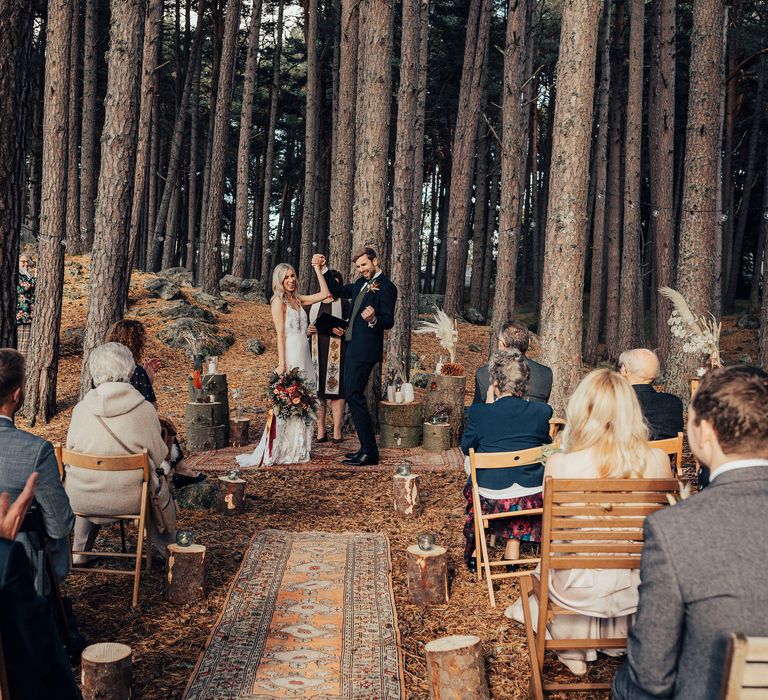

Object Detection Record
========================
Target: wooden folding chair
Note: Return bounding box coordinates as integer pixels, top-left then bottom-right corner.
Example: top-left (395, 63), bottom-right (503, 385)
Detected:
top-left (469, 446), bottom-right (546, 608)
top-left (519, 476), bottom-right (678, 698)
top-left (548, 418), bottom-right (566, 442)
top-left (721, 634), bottom-right (768, 699)
top-left (650, 432), bottom-right (684, 478)
top-left (55, 445), bottom-right (152, 609)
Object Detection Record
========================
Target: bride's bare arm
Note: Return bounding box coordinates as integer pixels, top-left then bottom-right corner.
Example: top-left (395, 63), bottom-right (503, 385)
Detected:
top-left (299, 263), bottom-right (333, 305)
top-left (271, 298), bottom-right (287, 375)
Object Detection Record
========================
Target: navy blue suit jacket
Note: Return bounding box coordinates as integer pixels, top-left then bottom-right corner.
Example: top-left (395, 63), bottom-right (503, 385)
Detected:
top-left (324, 271), bottom-right (397, 364)
top-left (461, 396), bottom-right (552, 490)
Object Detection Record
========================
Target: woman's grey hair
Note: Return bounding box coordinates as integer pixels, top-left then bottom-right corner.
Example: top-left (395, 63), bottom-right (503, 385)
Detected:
top-left (89, 342), bottom-right (136, 387)
top-left (489, 348), bottom-right (530, 397)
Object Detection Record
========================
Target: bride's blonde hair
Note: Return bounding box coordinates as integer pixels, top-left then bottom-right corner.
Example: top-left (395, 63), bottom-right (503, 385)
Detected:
top-left (561, 369), bottom-right (653, 478)
top-left (271, 263), bottom-right (301, 303)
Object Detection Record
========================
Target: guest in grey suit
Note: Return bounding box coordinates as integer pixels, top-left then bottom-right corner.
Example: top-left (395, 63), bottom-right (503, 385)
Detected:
top-left (613, 365), bottom-right (768, 700)
top-left (0, 349), bottom-right (74, 591)
top-left (473, 320), bottom-right (552, 404)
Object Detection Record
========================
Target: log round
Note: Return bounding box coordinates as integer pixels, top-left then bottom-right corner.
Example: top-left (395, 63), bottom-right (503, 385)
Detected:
top-left (393, 474), bottom-right (421, 516)
top-left (215, 476), bottom-right (246, 515)
top-left (423, 374), bottom-right (466, 448)
top-left (422, 422), bottom-right (451, 452)
top-left (229, 418), bottom-right (251, 446)
top-left (185, 401), bottom-right (219, 427)
top-left (424, 635), bottom-right (489, 700)
top-left (81, 642), bottom-right (132, 700)
top-left (380, 424), bottom-right (422, 449)
top-left (203, 373), bottom-right (230, 441)
top-left (165, 543), bottom-right (206, 604)
top-left (379, 400), bottom-right (424, 427)
top-left (407, 544), bottom-right (449, 606)
top-left (186, 424), bottom-right (227, 452)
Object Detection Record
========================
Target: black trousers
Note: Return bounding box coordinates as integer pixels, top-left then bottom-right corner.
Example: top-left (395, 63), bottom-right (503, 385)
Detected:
top-left (343, 357), bottom-right (378, 455)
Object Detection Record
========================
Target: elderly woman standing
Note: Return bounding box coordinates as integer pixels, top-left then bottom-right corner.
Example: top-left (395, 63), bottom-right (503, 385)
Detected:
top-left (65, 343), bottom-right (175, 561)
top-left (461, 348), bottom-right (553, 572)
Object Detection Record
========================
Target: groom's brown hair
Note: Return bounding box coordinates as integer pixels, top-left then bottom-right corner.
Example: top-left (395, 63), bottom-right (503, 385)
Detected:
top-left (352, 247), bottom-right (377, 263)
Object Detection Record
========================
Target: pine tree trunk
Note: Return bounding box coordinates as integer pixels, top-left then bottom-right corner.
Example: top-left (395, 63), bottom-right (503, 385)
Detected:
top-left (469, 126), bottom-right (488, 314)
top-left (259, 0), bottom-right (284, 283)
top-left (648, 0), bottom-right (676, 366)
top-left (328, 0), bottom-right (358, 276)
top-left (299, 0), bottom-right (320, 292)
top-left (618, 0), bottom-right (645, 351)
top-left (442, 0), bottom-right (492, 317)
top-left (79, 0), bottom-right (144, 397)
top-left (24, 0), bottom-right (72, 424)
top-left (65, 0), bottom-right (81, 254)
top-left (231, 0), bottom-right (262, 278)
top-left (481, 159), bottom-right (499, 320)
top-left (79, 0), bottom-right (98, 251)
top-left (200, 0), bottom-right (241, 295)
top-left (146, 94), bottom-right (161, 270)
top-left (0, 0), bottom-right (33, 348)
top-left (351, 0), bottom-right (393, 266)
top-left (584, 1), bottom-right (613, 366)
top-left (758, 141), bottom-right (768, 366)
top-left (720, 10), bottom-right (738, 302)
top-left (666, 0), bottom-right (725, 398)
top-left (422, 169), bottom-right (437, 293)
top-left (538, 0), bottom-right (602, 414)
top-left (186, 46), bottom-right (202, 273)
top-left (162, 173), bottom-right (181, 270)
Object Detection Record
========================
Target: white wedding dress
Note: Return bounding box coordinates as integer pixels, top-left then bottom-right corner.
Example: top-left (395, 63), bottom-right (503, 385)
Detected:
top-left (237, 304), bottom-right (317, 467)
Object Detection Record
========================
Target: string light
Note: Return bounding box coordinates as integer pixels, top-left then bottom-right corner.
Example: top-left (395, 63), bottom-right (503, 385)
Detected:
top-left (652, 209), bottom-right (659, 217)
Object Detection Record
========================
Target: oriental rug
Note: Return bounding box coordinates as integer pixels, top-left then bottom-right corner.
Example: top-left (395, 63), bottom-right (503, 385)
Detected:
top-left (184, 530), bottom-right (404, 699)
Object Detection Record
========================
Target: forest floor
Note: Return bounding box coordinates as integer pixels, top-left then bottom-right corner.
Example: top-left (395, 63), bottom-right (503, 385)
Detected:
top-left (23, 255), bottom-right (759, 699)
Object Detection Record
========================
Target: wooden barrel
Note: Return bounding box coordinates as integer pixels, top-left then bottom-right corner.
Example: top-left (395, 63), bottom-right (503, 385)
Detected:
top-left (423, 374), bottom-right (466, 448)
top-left (379, 401), bottom-right (423, 449)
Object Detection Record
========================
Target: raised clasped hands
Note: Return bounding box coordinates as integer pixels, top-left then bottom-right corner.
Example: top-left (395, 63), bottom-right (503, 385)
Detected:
top-left (0, 471), bottom-right (39, 541)
top-left (311, 254), bottom-right (326, 269)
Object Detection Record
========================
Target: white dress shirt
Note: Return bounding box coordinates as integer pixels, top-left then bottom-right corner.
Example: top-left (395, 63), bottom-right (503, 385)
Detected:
top-left (709, 458), bottom-right (768, 483)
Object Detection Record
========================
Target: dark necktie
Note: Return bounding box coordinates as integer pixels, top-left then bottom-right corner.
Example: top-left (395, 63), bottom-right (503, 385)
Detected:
top-left (346, 282), bottom-right (370, 342)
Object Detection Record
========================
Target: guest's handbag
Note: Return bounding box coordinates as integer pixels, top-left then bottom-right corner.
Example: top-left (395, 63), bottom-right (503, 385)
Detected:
top-left (95, 416), bottom-right (176, 535)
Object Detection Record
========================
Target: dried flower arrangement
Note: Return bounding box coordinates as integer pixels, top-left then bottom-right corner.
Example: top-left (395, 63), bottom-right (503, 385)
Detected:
top-left (659, 287), bottom-right (723, 370)
top-left (415, 308), bottom-right (465, 375)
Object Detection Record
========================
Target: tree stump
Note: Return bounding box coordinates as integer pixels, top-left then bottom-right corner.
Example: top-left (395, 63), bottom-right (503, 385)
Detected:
top-left (165, 544), bottom-right (206, 604)
top-left (393, 474), bottom-right (421, 516)
top-left (379, 400), bottom-right (423, 448)
top-left (81, 643), bottom-right (132, 700)
top-left (230, 418), bottom-right (250, 446)
top-left (407, 544), bottom-right (449, 605)
top-left (186, 424), bottom-right (226, 452)
top-left (423, 374), bottom-right (466, 447)
top-left (423, 422), bottom-right (451, 452)
top-left (424, 635), bottom-right (489, 700)
top-left (215, 476), bottom-right (246, 515)
top-left (185, 401), bottom-right (219, 427)
top-left (203, 373), bottom-right (230, 441)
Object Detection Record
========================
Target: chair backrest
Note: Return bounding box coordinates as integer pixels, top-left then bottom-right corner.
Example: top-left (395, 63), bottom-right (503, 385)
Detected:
top-left (469, 446), bottom-right (546, 487)
top-left (54, 445), bottom-right (150, 482)
top-left (721, 634), bottom-right (768, 699)
top-left (649, 432), bottom-right (684, 478)
top-left (540, 476), bottom-right (679, 573)
top-left (548, 418), bottom-right (566, 442)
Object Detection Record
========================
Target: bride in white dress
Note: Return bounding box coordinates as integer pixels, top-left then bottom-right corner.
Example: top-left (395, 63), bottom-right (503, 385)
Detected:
top-left (238, 260), bottom-right (333, 466)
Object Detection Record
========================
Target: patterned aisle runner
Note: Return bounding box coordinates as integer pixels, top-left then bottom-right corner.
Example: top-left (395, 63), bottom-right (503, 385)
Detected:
top-left (184, 530), bottom-right (404, 699)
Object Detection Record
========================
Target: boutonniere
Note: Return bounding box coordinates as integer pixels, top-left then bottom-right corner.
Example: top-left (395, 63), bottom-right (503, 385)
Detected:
top-left (367, 281), bottom-right (381, 293)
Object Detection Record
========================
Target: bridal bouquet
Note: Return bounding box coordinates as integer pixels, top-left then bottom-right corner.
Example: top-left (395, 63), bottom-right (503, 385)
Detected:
top-left (268, 368), bottom-right (317, 425)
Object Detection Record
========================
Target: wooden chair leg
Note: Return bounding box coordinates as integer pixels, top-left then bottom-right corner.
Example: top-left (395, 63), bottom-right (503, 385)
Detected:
top-left (519, 575), bottom-right (544, 700)
top-left (478, 518), bottom-right (496, 607)
top-left (145, 509), bottom-right (152, 575)
top-left (473, 504), bottom-right (483, 583)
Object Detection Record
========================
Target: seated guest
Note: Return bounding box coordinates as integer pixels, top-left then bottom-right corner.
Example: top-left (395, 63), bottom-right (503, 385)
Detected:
top-left (106, 319), bottom-right (205, 488)
top-left (0, 472), bottom-right (82, 699)
top-left (613, 366), bottom-right (768, 699)
top-left (618, 348), bottom-right (684, 440)
top-left (507, 369), bottom-right (669, 676)
top-left (473, 320), bottom-right (553, 404)
top-left (0, 349), bottom-right (74, 591)
top-left (65, 342), bottom-right (175, 562)
top-left (461, 349), bottom-right (552, 573)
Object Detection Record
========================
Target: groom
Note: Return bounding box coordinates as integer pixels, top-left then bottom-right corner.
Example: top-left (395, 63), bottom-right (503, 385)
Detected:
top-left (313, 249), bottom-right (398, 465)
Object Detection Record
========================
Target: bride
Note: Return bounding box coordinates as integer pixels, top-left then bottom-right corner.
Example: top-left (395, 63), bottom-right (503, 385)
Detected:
top-left (238, 259), bottom-right (332, 466)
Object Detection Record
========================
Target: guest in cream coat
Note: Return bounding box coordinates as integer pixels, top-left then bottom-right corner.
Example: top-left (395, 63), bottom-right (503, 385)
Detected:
top-left (507, 369), bottom-right (669, 676)
top-left (65, 342), bottom-right (175, 562)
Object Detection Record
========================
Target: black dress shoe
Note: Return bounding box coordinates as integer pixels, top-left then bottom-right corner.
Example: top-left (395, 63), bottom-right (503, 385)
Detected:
top-left (345, 449), bottom-right (364, 459)
top-left (172, 472), bottom-right (207, 489)
top-left (466, 557), bottom-right (477, 574)
top-left (342, 453), bottom-right (379, 466)
top-left (316, 435), bottom-right (329, 443)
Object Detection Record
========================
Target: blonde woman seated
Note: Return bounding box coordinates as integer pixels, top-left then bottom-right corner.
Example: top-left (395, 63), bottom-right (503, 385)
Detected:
top-left (65, 343), bottom-right (175, 563)
top-left (506, 369), bottom-right (669, 676)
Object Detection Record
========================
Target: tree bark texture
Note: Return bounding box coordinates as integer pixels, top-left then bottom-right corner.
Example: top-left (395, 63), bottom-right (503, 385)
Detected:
top-left (81, 643), bottom-right (132, 700)
top-left (584, 1), bottom-right (613, 366)
top-left (79, 0), bottom-right (98, 250)
top-left (79, 0), bottom-right (144, 397)
top-left (481, 159), bottom-right (499, 320)
top-left (328, 0), bottom-right (359, 276)
top-left (65, 0), bottom-right (81, 254)
top-left (538, 0), bottom-right (602, 415)
top-left (231, 0), bottom-right (262, 278)
top-left (490, 0), bottom-right (529, 342)
top-left (200, 0), bottom-right (241, 295)
top-left (215, 476), bottom-right (246, 515)
top-left (442, 0), bottom-right (492, 317)
top-left (469, 129), bottom-right (488, 313)
top-left (406, 544), bottom-right (448, 605)
top-left (24, 0), bottom-right (72, 425)
top-left (759, 140), bottom-right (768, 367)
top-left (648, 0), bottom-right (676, 366)
top-left (618, 0), bottom-right (645, 351)
top-left (351, 0), bottom-right (393, 268)
top-left (393, 474), bottom-right (422, 517)
top-left (666, 0), bottom-right (725, 398)
top-left (186, 47), bottom-right (202, 273)
top-left (165, 544), bottom-right (206, 604)
top-left (424, 635), bottom-right (490, 700)
top-left (0, 0), bottom-right (33, 348)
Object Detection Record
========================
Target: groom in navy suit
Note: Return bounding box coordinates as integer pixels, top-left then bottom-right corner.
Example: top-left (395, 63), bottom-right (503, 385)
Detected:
top-left (314, 249), bottom-right (398, 465)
